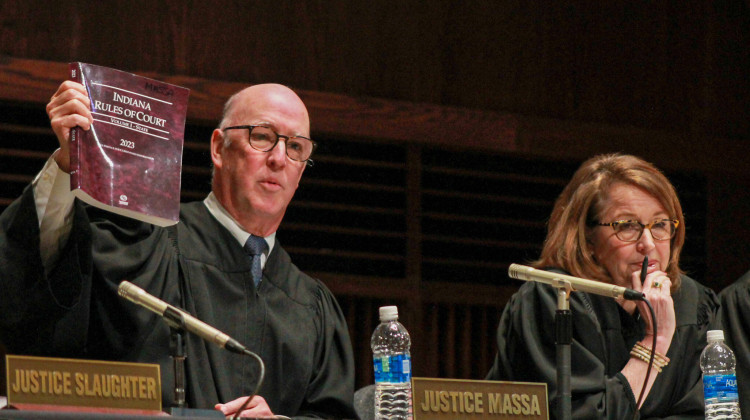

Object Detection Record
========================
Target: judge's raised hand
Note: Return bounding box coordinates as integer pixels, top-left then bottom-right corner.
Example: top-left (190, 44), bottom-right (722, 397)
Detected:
top-left (215, 395), bottom-right (275, 419)
top-left (633, 269), bottom-right (676, 354)
top-left (45, 80), bottom-right (93, 173)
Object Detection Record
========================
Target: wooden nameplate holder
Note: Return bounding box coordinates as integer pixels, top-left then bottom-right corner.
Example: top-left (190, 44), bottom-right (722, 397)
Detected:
top-left (412, 377), bottom-right (549, 420)
top-left (4, 354), bottom-right (164, 416)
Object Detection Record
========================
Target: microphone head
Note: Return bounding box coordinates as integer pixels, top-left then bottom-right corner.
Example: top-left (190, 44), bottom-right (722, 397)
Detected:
top-left (118, 280), bottom-right (137, 301)
top-left (117, 280), bottom-right (169, 317)
top-left (507, 263), bottom-right (520, 278)
top-left (508, 263), bottom-right (533, 281)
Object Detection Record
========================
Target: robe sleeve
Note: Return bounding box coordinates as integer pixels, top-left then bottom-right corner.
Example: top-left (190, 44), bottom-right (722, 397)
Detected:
top-left (294, 283), bottom-right (356, 419)
top-left (0, 184), bottom-right (94, 356)
top-left (0, 181), bottom-right (173, 359)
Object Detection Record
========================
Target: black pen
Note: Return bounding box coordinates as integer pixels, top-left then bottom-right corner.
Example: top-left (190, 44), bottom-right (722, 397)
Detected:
top-left (641, 255), bottom-right (648, 284)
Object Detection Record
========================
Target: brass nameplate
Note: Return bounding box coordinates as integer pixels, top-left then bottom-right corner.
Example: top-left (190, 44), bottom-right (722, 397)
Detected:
top-left (6, 355), bottom-right (161, 412)
top-left (412, 377), bottom-right (548, 420)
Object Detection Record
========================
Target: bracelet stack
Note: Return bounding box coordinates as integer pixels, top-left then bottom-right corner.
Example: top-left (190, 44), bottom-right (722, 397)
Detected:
top-left (630, 342), bottom-right (670, 372)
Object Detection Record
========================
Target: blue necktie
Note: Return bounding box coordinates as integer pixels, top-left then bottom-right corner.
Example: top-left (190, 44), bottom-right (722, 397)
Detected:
top-left (243, 236), bottom-right (268, 287)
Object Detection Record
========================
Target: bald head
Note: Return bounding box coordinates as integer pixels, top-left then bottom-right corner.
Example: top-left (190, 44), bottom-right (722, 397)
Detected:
top-left (219, 84), bottom-right (310, 135)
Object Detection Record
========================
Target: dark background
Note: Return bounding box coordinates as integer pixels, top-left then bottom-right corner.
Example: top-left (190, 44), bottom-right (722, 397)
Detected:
top-left (1, 0), bottom-right (749, 395)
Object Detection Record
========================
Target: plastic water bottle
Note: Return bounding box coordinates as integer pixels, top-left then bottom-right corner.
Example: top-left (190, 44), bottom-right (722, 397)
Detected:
top-left (371, 305), bottom-right (413, 420)
top-left (700, 330), bottom-right (741, 419)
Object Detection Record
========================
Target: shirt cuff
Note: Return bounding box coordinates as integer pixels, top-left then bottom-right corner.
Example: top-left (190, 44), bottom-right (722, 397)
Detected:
top-left (34, 153), bottom-right (75, 273)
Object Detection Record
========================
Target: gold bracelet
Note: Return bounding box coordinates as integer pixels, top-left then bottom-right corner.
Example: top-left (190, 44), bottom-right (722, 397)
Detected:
top-left (630, 350), bottom-right (662, 372)
top-left (630, 342), bottom-right (670, 372)
top-left (630, 349), bottom-right (663, 372)
top-left (632, 346), bottom-right (669, 368)
top-left (630, 348), bottom-right (664, 371)
top-left (631, 346), bottom-right (666, 366)
top-left (633, 342), bottom-right (670, 365)
top-left (632, 342), bottom-right (670, 366)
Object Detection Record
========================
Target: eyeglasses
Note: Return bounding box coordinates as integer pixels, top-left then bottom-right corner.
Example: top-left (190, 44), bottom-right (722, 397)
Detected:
top-left (223, 125), bottom-right (317, 165)
top-left (596, 219), bottom-right (679, 242)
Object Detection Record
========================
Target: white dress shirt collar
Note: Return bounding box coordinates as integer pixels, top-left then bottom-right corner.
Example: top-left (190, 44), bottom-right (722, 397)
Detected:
top-left (203, 192), bottom-right (274, 267)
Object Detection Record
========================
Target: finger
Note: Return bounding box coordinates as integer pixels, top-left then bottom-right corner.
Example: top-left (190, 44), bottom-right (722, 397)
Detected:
top-left (238, 408), bottom-right (262, 418)
top-left (642, 271), bottom-right (666, 289)
top-left (49, 102), bottom-right (93, 143)
top-left (47, 90), bottom-right (92, 133)
top-left (649, 276), bottom-right (672, 295)
top-left (50, 80), bottom-right (88, 101)
top-left (630, 270), bottom-right (645, 291)
top-left (47, 91), bottom-right (92, 122)
top-left (52, 113), bottom-right (93, 137)
top-left (47, 83), bottom-right (90, 113)
top-left (238, 403), bottom-right (274, 418)
top-left (216, 396), bottom-right (258, 415)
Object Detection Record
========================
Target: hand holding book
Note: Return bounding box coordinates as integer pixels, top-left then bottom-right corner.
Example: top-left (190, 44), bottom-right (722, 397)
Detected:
top-left (65, 63), bottom-right (190, 226)
top-left (46, 80), bottom-right (94, 173)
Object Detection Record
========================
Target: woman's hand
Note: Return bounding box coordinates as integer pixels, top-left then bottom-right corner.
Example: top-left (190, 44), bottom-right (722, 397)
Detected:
top-left (632, 269), bottom-right (676, 355)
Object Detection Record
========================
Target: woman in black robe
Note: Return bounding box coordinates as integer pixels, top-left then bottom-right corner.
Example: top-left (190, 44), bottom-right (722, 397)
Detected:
top-left (487, 154), bottom-right (720, 419)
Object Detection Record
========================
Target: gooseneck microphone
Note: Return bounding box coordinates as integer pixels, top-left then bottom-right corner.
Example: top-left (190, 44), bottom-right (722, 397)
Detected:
top-left (119, 280), bottom-right (267, 420)
top-left (508, 264), bottom-right (645, 301)
top-left (118, 280), bottom-right (248, 354)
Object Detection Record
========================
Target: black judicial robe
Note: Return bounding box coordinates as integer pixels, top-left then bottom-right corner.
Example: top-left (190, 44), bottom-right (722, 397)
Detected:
top-left (719, 270), bottom-right (750, 416)
top-left (0, 185), bottom-right (356, 419)
top-left (486, 271), bottom-right (720, 419)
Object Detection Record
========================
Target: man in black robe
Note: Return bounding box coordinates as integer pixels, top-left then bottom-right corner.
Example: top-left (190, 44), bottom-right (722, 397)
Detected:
top-left (0, 81), bottom-right (356, 419)
top-left (719, 270), bottom-right (750, 415)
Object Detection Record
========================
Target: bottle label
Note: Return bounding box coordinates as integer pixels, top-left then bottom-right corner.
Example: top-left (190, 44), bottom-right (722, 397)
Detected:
top-left (373, 354), bottom-right (411, 383)
top-left (703, 373), bottom-right (739, 401)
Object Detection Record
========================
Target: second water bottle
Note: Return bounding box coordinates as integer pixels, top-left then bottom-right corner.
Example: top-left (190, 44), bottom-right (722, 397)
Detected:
top-left (371, 305), bottom-right (413, 420)
top-left (700, 329), bottom-right (741, 419)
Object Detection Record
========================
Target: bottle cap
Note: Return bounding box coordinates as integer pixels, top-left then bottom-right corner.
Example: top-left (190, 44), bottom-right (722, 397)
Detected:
top-left (379, 306), bottom-right (398, 321)
top-left (707, 330), bottom-right (724, 342)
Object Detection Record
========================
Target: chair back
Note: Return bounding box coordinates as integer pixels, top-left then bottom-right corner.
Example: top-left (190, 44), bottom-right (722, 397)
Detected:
top-left (354, 384), bottom-right (375, 420)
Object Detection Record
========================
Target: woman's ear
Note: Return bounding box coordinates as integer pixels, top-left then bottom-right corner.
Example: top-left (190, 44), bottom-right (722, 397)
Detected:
top-left (584, 226), bottom-right (594, 245)
top-left (583, 228), bottom-right (598, 262)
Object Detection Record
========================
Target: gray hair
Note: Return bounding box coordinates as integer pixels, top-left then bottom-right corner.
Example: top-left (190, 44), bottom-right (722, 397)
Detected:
top-left (217, 90), bottom-right (243, 147)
